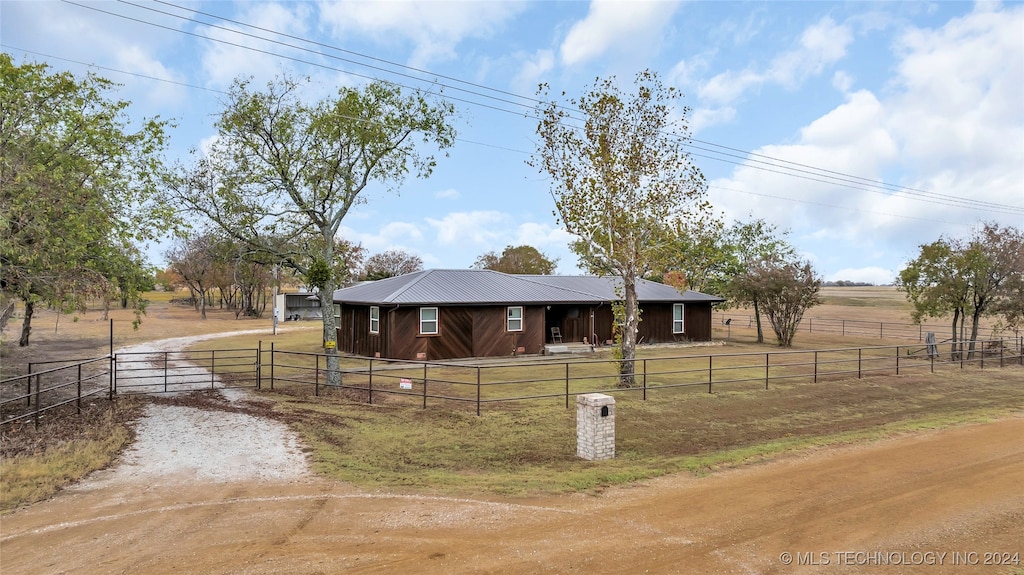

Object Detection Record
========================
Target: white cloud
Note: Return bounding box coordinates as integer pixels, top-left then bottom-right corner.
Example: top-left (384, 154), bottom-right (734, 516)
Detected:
top-left (559, 0), bottom-right (680, 66)
top-left (200, 2), bottom-right (313, 89)
top-left (425, 211), bottom-right (510, 245)
top-left (689, 106), bottom-right (737, 135)
top-left (831, 70), bottom-right (854, 93)
top-left (513, 222), bottom-right (574, 249)
top-left (709, 5), bottom-right (1023, 282)
top-left (317, 0), bottom-right (524, 67)
top-left (766, 17), bottom-right (853, 88)
top-left (434, 188), bottom-right (461, 200)
top-left (341, 221), bottom-right (425, 253)
top-left (513, 49), bottom-right (555, 95)
top-left (698, 17), bottom-right (853, 105)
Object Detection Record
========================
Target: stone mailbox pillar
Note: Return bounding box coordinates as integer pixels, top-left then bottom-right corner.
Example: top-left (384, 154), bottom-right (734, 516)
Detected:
top-left (576, 393), bottom-right (615, 460)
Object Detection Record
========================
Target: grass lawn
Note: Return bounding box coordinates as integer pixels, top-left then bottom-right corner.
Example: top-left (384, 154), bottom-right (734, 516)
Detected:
top-left (242, 362), bottom-right (1023, 496)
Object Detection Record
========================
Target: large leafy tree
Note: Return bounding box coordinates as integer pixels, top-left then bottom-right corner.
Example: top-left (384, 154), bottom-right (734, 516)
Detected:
top-left (721, 219), bottom-right (797, 343)
top-left (362, 249), bottom-right (423, 280)
top-left (166, 76), bottom-right (455, 385)
top-left (899, 223), bottom-right (1023, 358)
top-left (531, 70), bottom-right (710, 386)
top-left (473, 244), bottom-right (558, 275)
top-left (1, 54), bottom-right (172, 345)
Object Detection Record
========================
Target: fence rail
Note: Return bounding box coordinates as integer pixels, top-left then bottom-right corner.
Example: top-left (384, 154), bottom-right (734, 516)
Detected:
top-left (4, 337), bottom-right (1021, 427)
top-left (712, 312), bottom-right (1019, 342)
top-left (0, 356), bottom-right (112, 427)
top-left (260, 337), bottom-right (1023, 416)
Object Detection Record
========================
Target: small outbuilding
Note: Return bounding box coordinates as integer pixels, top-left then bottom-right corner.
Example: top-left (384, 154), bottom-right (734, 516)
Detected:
top-left (332, 269), bottom-right (725, 361)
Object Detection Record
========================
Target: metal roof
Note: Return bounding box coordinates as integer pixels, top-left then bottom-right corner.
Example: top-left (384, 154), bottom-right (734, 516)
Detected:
top-left (332, 269), bottom-right (725, 306)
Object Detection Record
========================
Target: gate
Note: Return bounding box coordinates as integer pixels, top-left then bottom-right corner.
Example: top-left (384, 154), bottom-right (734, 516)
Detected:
top-left (113, 348), bottom-right (260, 395)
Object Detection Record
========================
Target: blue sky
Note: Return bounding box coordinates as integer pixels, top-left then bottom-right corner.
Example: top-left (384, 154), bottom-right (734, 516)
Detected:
top-left (3, 1), bottom-right (1022, 285)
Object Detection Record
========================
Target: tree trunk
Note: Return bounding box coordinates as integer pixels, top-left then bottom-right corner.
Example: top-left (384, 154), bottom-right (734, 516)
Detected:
top-left (753, 299), bottom-right (764, 344)
top-left (968, 307), bottom-right (983, 360)
top-left (199, 287), bottom-right (207, 320)
top-left (18, 300), bottom-right (34, 347)
top-left (618, 277), bottom-right (639, 387)
top-left (320, 282), bottom-right (341, 386)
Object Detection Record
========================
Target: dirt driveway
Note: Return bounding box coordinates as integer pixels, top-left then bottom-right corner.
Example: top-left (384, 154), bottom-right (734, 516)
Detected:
top-left (3, 399), bottom-right (1022, 575)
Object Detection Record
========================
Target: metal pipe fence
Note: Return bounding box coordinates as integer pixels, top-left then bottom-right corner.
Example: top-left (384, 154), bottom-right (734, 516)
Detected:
top-left (259, 337), bottom-right (1023, 415)
top-left (711, 312), bottom-right (1019, 342)
top-left (0, 356), bottom-right (112, 427)
top-left (4, 337), bottom-right (1020, 426)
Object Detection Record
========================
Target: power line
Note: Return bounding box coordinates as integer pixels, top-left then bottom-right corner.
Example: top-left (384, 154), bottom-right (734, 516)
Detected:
top-left (36, 0), bottom-right (1024, 217)
top-left (3, 40), bottom-right (1007, 226)
top-left (123, 0), bottom-right (1022, 215)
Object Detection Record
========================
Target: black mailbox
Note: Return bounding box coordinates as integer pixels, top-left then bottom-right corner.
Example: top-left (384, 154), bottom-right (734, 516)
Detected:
top-left (600, 405), bottom-right (609, 417)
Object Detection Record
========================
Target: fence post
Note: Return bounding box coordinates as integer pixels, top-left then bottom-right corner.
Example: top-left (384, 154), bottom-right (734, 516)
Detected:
top-left (26, 363), bottom-right (32, 407)
top-left (476, 366), bottom-right (481, 416)
top-left (315, 354), bottom-right (320, 397)
top-left (33, 373), bottom-right (41, 428)
top-left (842, 320), bottom-right (845, 336)
top-left (764, 353), bottom-right (769, 390)
top-left (422, 363), bottom-right (428, 409)
top-left (814, 351), bottom-right (818, 383)
top-left (368, 358), bottom-right (374, 404)
top-left (642, 359), bottom-right (647, 401)
top-left (211, 350), bottom-right (216, 389)
top-left (1000, 338), bottom-right (1004, 368)
top-left (858, 348), bottom-right (863, 379)
top-left (164, 352), bottom-right (169, 393)
top-left (704, 354), bottom-right (712, 392)
top-left (565, 363), bottom-right (570, 409)
top-left (708, 355), bottom-right (713, 393)
top-left (981, 340), bottom-right (985, 369)
top-left (257, 341), bottom-right (262, 390)
top-left (110, 318), bottom-right (115, 399)
top-left (270, 342), bottom-right (275, 391)
top-left (896, 345), bottom-right (900, 376)
top-left (880, 322), bottom-right (883, 339)
top-left (77, 364), bottom-right (82, 414)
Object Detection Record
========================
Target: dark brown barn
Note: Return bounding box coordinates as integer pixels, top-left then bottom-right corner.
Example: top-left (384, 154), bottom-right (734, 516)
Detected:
top-left (332, 269), bottom-right (725, 361)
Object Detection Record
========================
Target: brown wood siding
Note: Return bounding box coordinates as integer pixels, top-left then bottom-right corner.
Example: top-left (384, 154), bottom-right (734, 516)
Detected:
top-left (593, 306), bottom-right (615, 345)
top-left (336, 305), bottom-right (386, 357)
top-left (590, 303), bottom-right (716, 346)
top-left (683, 303), bottom-right (714, 341)
top-left (336, 300), bottom-right (718, 359)
top-left (472, 307), bottom-right (511, 357)
top-left (471, 305), bottom-right (546, 357)
top-left (522, 306), bottom-right (546, 353)
top-left (389, 308), bottom-right (427, 360)
top-left (638, 303), bottom-right (675, 343)
top-left (427, 307), bottom-right (473, 360)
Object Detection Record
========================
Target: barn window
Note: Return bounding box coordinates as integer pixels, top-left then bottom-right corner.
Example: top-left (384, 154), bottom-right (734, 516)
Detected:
top-left (369, 306), bottom-right (380, 334)
top-left (333, 304), bottom-right (341, 319)
top-left (507, 306), bottom-right (523, 332)
top-left (673, 304), bottom-right (685, 334)
top-left (419, 307), bottom-right (438, 335)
